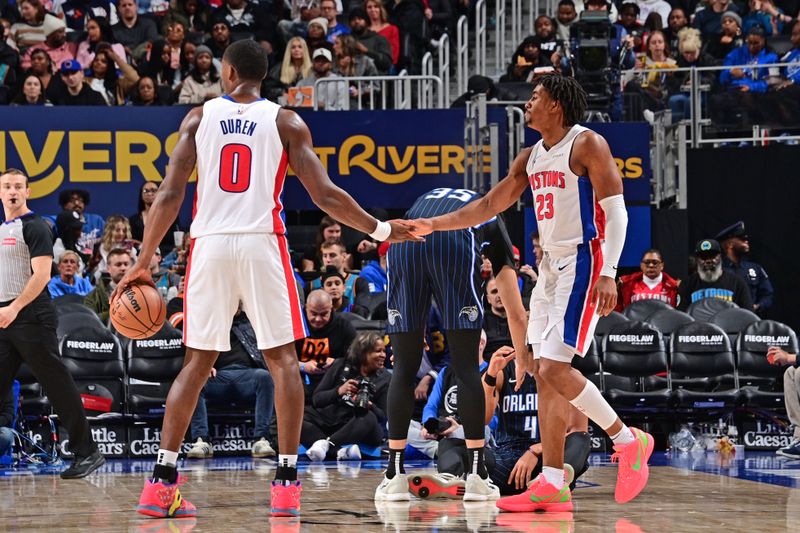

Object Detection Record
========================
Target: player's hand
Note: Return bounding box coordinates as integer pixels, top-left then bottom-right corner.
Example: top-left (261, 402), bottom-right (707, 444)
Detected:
top-left (440, 417), bottom-right (460, 437)
top-left (407, 218), bottom-right (434, 237)
top-left (508, 449), bottom-right (539, 490)
top-left (0, 306), bottom-right (20, 329)
top-left (109, 265), bottom-right (155, 305)
top-left (488, 346), bottom-right (515, 376)
top-left (386, 219), bottom-right (425, 243)
top-left (592, 276), bottom-right (617, 316)
top-left (514, 348), bottom-right (531, 392)
top-left (414, 375), bottom-right (432, 401)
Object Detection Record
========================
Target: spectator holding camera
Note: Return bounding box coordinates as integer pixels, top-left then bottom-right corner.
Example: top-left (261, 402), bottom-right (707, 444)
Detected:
top-left (616, 249), bottom-right (679, 310)
top-left (302, 331), bottom-right (390, 461)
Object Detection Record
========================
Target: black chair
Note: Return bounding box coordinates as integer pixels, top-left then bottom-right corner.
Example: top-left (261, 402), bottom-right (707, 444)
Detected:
top-left (52, 294), bottom-right (87, 305)
top-left (56, 311), bottom-right (105, 341)
top-left (55, 302), bottom-right (102, 319)
top-left (645, 308), bottom-right (694, 341)
top-left (60, 325), bottom-right (125, 414)
top-left (14, 363), bottom-right (50, 416)
top-left (126, 324), bottom-right (186, 415)
top-left (594, 311), bottom-right (628, 347)
top-left (736, 320), bottom-right (799, 408)
top-left (670, 322), bottom-right (740, 409)
top-left (709, 307), bottom-right (760, 346)
top-left (686, 298), bottom-right (738, 322)
top-left (359, 292), bottom-right (387, 321)
top-left (348, 318), bottom-right (387, 334)
top-left (572, 339), bottom-right (603, 390)
top-left (601, 322), bottom-right (671, 409)
top-left (622, 299), bottom-right (673, 322)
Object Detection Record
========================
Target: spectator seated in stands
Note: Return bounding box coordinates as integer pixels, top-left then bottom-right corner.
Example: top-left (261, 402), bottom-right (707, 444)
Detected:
top-left (664, 8), bottom-right (689, 58)
top-left (499, 36), bottom-right (549, 83)
top-left (149, 248), bottom-right (181, 302)
top-left (84, 248), bottom-right (132, 321)
top-left (556, 0), bottom-right (579, 42)
top-left (84, 47), bottom-right (140, 106)
top-left (58, 0), bottom-right (117, 35)
top-left (277, 0), bottom-right (321, 45)
top-left (162, 0), bottom-right (210, 43)
top-left (295, 290), bottom-right (358, 397)
top-left (19, 15), bottom-right (73, 71)
top-left (615, 2), bottom-right (646, 53)
top-left (624, 29), bottom-right (677, 118)
top-left (268, 36), bottom-right (311, 99)
top-left (693, 0), bottom-right (741, 39)
top-left (704, 11), bottom-right (744, 61)
top-left (0, 382), bottom-right (16, 462)
top-left (128, 181), bottom-right (181, 252)
top-left (348, 7), bottom-right (393, 75)
top-left (319, 0), bottom-right (350, 43)
top-left (484, 346), bottom-right (590, 495)
top-left (534, 15), bottom-right (559, 62)
top-left (113, 0), bottom-right (160, 62)
top-left (23, 49), bottom-right (55, 97)
top-left (212, 0), bottom-right (277, 56)
top-left (302, 216), bottom-right (341, 272)
top-left (308, 239), bottom-right (370, 304)
top-left (716, 221), bottom-right (774, 315)
top-left (742, 0), bottom-right (791, 36)
top-left (129, 75), bottom-right (166, 105)
top-left (49, 59), bottom-right (107, 105)
top-left (53, 209), bottom-right (90, 270)
top-left (88, 214), bottom-right (138, 280)
top-left (667, 28), bottom-right (718, 122)
top-left (302, 331), bottom-right (390, 461)
top-left (55, 188), bottom-right (105, 254)
top-left (305, 17), bottom-right (334, 56)
top-left (678, 239), bottom-right (753, 311)
top-left (137, 39), bottom-right (179, 92)
top-left (10, 73), bottom-right (51, 106)
top-left (366, 0), bottom-right (400, 67)
top-left (483, 277), bottom-right (513, 357)
top-left (75, 16), bottom-right (127, 69)
top-left (767, 20), bottom-right (800, 124)
top-left (617, 248), bottom-right (679, 311)
top-left (48, 251), bottom-right (94, 298)
top-left (719, 25), bottom-right (778, 93)
top-left (359, 241), bottom-right (389, 293)
top-left (320, 265), bottom-right (368, 316)
top-left (405, 331), bottom-right (488, 463)
top-left (206, 20), bottom-right (232, 59)
top-left (186, 311), bottom-right (277, 459)
top-left (7, 0), bottom-right (59, 54)
top-left (178, 45), bottom-right (223, 104)
top-left (296, 48), bottom-right (348, 107)
top-left (768, 347), bottom-right (800, 458)
top-left (333, 34), bottom-right (380, 107)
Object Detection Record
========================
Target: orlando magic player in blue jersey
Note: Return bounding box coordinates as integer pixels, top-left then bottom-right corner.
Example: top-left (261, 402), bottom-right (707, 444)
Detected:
top-left (483, 346), bottom-right (590, 495)
top-left (375, 187), bottom-right (531, 502)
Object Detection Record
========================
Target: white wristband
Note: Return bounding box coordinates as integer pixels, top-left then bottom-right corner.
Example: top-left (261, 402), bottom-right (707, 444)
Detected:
top-left (369, 220), bottom-right (392, 241)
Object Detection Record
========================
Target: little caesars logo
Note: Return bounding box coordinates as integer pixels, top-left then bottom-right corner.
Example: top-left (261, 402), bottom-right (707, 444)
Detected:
top-left (608, 334), bottom-right (654, 346)
top-left (65, 340), bottom-right (115, 352)
top-left (678, 334), bottom-right (725, 346)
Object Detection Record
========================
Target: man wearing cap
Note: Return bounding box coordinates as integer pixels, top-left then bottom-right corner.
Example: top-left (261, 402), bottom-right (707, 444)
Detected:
top-left (20, 16), bottom-right (74, 70)
top-left (296, 47), bottom-right (348, 110)
top-left (677, 239), bottom-right (753, 311)
top-left (320, 265), bottom-right (367, 315)
top-left (348, 8), bottom-right (392, 74)
top-left (49, 59), bottom-right (106, 106)
top-left (716, 221), bottom-right (773, 314)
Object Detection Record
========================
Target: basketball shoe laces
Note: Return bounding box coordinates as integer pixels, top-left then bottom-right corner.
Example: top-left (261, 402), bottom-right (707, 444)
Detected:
top-left (610, 440), bottom-right (639, 484)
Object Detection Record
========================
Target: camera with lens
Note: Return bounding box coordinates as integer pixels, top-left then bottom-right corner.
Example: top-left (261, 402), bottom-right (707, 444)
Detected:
top-left (567, 9), bottom-right (617, 110)
top-left (423, 415), bottom-right (461, 437)
top-left (341, 362), bottom-right (375, 415)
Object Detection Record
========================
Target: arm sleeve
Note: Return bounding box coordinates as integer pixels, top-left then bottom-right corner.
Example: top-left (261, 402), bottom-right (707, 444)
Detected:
top-left (422, 368), bottom-right (447, 422)
top-left (22, 217), bottom-right (54, 259)
top-left (597, 195), bottom-right (627, 278)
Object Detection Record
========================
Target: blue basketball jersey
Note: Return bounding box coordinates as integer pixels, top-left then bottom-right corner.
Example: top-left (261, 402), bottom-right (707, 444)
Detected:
top-left (493, 360), bottom-right (539, 447)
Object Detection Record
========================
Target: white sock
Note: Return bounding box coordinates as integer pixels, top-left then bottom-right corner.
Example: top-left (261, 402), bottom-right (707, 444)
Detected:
top-left (610, 425), bottom-right (636, 446)
top-left (569, 380), bottom-right (618, 430)
top-left (278, 454), bottom-right (298, 468)
top-left (541, 466), bottom-right (565, 490)
top-left (156, 449), bottom-right (179, 467)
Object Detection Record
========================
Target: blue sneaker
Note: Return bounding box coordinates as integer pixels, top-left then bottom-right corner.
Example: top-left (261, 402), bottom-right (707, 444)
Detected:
top-left (777, 441), bottom-right (800, 459)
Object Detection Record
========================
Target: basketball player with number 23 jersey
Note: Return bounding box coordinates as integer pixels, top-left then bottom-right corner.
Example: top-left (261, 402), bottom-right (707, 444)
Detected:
top-left (111, 40), bottom-right (421, 521)
top-left (410, 74), bottom-right (654, 513)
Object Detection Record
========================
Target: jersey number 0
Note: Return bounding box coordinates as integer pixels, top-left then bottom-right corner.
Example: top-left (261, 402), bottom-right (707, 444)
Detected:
top-left (219, 143), bottom-right (252, 193)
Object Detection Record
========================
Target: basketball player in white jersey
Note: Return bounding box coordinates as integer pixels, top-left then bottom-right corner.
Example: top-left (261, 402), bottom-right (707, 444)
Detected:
top-left (410, 74), bottom-right (653, 512)
top-left (111, 40), bottom-right (420, 520)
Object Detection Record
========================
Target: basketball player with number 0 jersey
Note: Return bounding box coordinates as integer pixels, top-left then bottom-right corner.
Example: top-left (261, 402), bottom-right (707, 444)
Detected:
top-left (111, 40), bottom-right (420, 520)
top-left (410, 74), bottom-right (654, 512)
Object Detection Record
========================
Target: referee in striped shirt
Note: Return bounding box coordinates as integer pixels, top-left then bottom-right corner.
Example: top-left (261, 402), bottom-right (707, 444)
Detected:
top-left (0, 169), bottom-right (103, 478)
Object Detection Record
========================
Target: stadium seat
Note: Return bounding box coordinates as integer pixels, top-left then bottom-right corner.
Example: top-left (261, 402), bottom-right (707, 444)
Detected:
top-left (644, 308), bottom-right (694, 341)
top-left (126, 324), bottom-right (186, 415)
top-left (55, 302), bottom-right (102, 319)
top-left (601, 322), bottom-right (671, 409)
top-left (594, 311), bottom-right (628, 346)
top-left (57, 311), bottom-right (105, 341)
top-left (359, 292), bottom-right (387, 320)
top-left (670, 322), bottom-right (740, 409)
top-left (686, 298), bottom-right (738, 322)
top-left (572, 339), bottom-right (603, 390)
top-left (709, 307), bottom-right (760, 346)
top-left (14, 363), bottom-right (50, 416)
top-left (622, 299), bottom-right (673, 322)
top-left (52, 294), bottom-right (88, 305)
top-left (346, 318), bottom-right (387, 333)
top-left (736, 320), bottom-right (798, 408)
top-left (59, 325), bottom-right (125, 414)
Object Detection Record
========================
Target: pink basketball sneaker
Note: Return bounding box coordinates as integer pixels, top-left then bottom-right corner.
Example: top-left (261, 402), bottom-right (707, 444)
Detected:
top-left (496, 474), bottom-right (573, 513)
top-left (611, 427), bottom-right (654, 504)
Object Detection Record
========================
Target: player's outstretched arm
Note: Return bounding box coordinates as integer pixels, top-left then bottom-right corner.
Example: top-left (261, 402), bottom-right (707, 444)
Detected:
top-left (111, 107), bottom-right (203, 303)
top-left (494, 266), bottom-right (531, 390)
top-left (572, 131), bottom-right (627, 316)
top-left (409, 147), bottom-right (533, 236)
top-left (277, 109), bottom-right (422, 243)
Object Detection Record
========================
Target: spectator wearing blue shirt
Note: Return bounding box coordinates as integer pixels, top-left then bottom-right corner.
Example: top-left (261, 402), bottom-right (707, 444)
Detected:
top-left (359, 241), bottom-right (389, 293)
top-left (320, 0), bottom-right (350, 43)
top-left (719, 26), bottom-right (778, 93)
top-left (48, 251), bottom-right (94, 298)
top-left (741, 0), bottom-right (790, 37)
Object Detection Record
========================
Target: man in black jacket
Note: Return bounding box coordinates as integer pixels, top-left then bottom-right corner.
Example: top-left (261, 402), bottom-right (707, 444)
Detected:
top-left (48, 60), bottom-right (106, 106)
top-left (348, 8), bottom-right (393, 74)
top-left (678, 239), bottom-right (753, 311)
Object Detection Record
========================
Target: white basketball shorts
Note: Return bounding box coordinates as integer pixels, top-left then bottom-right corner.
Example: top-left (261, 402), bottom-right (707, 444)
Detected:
top-left (183, 233), bottom-right (308, 351)
top-left (528, 241), bottom-right (604, 363)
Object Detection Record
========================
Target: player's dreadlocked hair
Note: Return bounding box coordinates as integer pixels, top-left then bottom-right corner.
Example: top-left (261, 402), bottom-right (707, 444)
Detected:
top-left (533, 74), bottom-right (587, 127)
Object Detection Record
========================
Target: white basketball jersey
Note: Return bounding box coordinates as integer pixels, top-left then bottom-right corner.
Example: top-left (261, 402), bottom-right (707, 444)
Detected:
top-left (525, 125), bottom-right (606, 252)
top-left (191, 96), bottom-right (288, 237)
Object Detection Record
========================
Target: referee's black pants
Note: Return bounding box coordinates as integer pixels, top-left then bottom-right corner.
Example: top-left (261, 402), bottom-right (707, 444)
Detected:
top-left (0, 296), bottom-right (96, 457)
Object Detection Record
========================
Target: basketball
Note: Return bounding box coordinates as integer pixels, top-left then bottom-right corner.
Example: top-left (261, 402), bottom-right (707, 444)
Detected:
top-left (110, 283), bottom-right (166, 339)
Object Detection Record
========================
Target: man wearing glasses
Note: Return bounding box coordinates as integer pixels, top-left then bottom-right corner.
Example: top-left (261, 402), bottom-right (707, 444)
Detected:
top-left (616, 249), bottom-right (679, 311)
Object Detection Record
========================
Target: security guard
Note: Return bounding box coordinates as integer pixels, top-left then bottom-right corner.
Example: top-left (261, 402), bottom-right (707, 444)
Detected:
top-left (715, 221), bottom-right (773, 314)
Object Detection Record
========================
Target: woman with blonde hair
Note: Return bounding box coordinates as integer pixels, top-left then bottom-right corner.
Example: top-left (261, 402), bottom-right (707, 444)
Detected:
top-left (89, 214), bottom-right (138, 279)
top-left (666, 27), bottom-right (718, 122)
top-left (269, 36), bottom-right (311, 87)
top-left (365, 0), bottom-right (399, 66)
